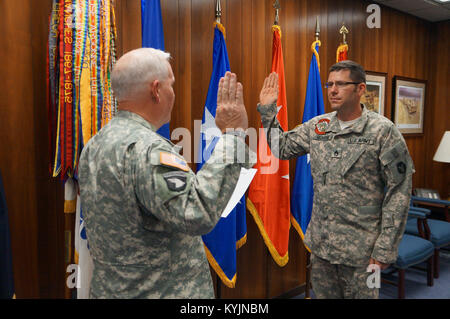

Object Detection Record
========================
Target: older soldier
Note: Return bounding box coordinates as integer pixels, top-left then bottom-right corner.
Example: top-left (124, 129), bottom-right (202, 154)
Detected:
top-left (257, 60), bottom-right (414, 299)
top-left (78, 48), bottom-right (255, 298)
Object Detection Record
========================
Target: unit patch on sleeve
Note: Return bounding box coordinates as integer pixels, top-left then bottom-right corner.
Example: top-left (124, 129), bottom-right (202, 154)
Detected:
top-left (397, 161), bottom-right (406, 174)
top-left (163, 171), bottom-right (187, 192)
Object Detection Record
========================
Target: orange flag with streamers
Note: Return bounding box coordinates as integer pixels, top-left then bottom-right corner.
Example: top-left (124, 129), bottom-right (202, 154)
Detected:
top-left (247, 25), bottom-right (290, 267)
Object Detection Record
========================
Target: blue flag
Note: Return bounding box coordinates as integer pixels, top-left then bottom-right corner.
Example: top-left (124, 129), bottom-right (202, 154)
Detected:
top-left (0, 171), bottom-right (14, 298)
top-left (291, 41), bottom-right (324, 251)
top-left (199, 23), bottom-right (246, 288)
top-left (141, 0), bottom-right (169, 139)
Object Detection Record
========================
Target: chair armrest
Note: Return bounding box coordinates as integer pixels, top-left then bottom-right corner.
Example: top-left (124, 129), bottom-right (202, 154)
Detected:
top-left (412, 196), bottom-right (450, 207)
top-left (407, 209), bottom-right (431, 240)
top-left (408, 209), bottom-right (427, 219)
top-left (409, 206), bottom-right (431, 215)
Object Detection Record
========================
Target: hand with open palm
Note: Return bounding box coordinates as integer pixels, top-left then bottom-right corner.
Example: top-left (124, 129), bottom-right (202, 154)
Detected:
top-left (215, 72), bottom-right (248, 133)
top-left (259, 72), bottom-right (279, 106)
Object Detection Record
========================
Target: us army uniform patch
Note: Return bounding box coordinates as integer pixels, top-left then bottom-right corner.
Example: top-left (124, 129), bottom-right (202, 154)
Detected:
top-left (163, 171), bottom-right (187, 192)
top-left (160, 151), bottom-right (189, 171)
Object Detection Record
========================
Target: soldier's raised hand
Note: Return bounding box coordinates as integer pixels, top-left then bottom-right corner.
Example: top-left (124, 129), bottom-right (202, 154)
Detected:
top-left (259, 72), bottom-right (279, 106)
top-left (215, 72), bottom-right (248, 133)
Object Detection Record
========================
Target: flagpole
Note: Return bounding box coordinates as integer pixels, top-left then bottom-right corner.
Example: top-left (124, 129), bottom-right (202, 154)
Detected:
top-left (339, 22), bottom-right (349, 45)
top-left (303, 16), bottom-right (320, 301)
top-left (273, 0), bottom-right (280, 25)
top-left (214, 0), bottom-right (222, 299)
top-left (264, 0), bottom-right (282, 298)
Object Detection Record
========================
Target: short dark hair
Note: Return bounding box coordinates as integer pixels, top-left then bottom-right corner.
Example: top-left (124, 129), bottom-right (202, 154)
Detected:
top-left (329, 60), bottom-right (366, 83)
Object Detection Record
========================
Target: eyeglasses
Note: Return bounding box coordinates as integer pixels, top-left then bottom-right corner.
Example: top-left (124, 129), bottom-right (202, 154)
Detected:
top-left (324, 81), bottom-right (361, 89)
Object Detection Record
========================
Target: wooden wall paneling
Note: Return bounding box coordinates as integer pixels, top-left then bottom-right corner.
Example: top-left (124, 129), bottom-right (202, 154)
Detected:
top-left (116, 0), bottom-right (142, 57)
top-left (426, 21), bottom-right (450, 198)
top-left (0, 1), bottom-right (37, 298)
top-left (238, 0), bottom-right (262, 296)
top-left (0, 0), bottom-right (65, 298)
top-left (116, 0), bottom-right (142, 56)
top-left (30, 0), bottom-right (66, 298)
top-left (1, 0), bottom-right (447, 299)
top-left (190, 0), bottom-right (214, 131)
top-left (240, 0), bottom-right (254, 122)
top-left (166, 0), bottom-right (193, 164)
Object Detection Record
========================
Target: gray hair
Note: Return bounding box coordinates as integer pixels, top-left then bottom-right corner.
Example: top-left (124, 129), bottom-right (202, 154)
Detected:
top-left (111, 48), bottom-right (171, 101)
top-left (329, 60), bottom-right (366, 84)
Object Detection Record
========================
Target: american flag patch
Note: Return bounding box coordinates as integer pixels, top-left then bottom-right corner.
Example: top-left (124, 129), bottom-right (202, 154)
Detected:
top-left (159, 152), bottom-right (189, 172)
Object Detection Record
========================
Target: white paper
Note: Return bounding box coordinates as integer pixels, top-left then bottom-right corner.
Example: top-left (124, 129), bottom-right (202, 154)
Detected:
top-left (221, 168), bottom-right (257, 218)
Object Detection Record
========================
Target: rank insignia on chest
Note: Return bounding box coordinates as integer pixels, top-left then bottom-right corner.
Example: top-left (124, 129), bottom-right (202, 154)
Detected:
top-left (315, 118), bottom-right (330, 135)
top-left (160, 152), bottom-right (189, 171)
top-left (331, 148), bottom-right (342, 158)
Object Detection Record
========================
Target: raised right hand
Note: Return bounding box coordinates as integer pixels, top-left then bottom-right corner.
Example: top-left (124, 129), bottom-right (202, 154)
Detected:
top-left (215, 72), bottom-right (248, 133)
top-left (259, 72), bottom-right (279, 105)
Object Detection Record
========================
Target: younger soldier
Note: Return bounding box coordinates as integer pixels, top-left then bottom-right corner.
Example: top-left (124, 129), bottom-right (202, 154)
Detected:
top-left (257, 60), bottom-right (414, 298)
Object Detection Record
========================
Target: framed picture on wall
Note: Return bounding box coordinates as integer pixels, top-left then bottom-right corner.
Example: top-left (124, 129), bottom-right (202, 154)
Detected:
top-left (392, 76), bottom-right (426, 135)
top-left (361, 71), bottom-right (387, 116)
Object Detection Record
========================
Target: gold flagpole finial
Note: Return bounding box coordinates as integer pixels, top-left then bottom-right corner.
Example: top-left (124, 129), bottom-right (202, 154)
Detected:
top-left (315, 16), bottom-right (320, 41)
top-left (273, 0), bottom-right (281, 25)
top-left (215, 0), bottom-right (222, 23)
top-left (339, 22), bottom-right (349, 44)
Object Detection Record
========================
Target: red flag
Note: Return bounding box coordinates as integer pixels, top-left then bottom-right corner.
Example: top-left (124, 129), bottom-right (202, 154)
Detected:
top-left (336, 43), bottom-right (348, 62)
top-left (247, 25), bottom-right (290, 267)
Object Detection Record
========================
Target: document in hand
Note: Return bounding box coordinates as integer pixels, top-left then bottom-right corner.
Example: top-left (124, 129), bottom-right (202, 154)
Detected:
top-left (221, 168), bottom-right (257, 218)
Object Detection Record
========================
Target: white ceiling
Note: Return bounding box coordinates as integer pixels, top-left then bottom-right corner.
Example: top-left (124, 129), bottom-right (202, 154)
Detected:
top-left (372, 0), bottom-right (450, 22)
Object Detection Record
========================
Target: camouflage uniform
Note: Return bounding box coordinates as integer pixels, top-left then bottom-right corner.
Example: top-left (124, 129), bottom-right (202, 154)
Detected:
top-left (78, 111), bottom-right (255, 299)
top-left (310, 253), bottom-right (379, 299)
top-left (257, 104), bottom-right (414, 298)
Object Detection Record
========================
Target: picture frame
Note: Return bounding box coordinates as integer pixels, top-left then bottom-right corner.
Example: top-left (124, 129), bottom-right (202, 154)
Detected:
top-left (392, 76), bottom-right (427, 135)
top-left (361, 71), bottom-right (387, 116)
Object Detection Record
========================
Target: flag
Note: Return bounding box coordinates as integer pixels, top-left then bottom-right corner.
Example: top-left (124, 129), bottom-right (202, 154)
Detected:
top-left (47, 0), bottom-right (117, 298)
top-left (0, 171), bottom-right (14, 299)
top-left (336, 43), bottom-right (348, 62)
top-left (74, 192), bottom-right (94, 298)
top-left (47, 0), bottom-right (117, 180)
top-left (247, 25), bottom-right (290, 267)
top-left (199, 22), bottom-right (247, 288)
top-left (291, 40), bottom-right (325, 251)
top-left (141, 0), bottom-right (169, 139)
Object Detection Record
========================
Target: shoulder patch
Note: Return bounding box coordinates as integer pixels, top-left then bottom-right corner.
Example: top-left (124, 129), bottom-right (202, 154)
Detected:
top-left (159, 152), bottom-right (189, 171)
top-left (315, 118), bottom-right (330, 135)
top-left (397, 161), bottom-right (406, 174)
top-left (163, 171), bottom-right (187, 192)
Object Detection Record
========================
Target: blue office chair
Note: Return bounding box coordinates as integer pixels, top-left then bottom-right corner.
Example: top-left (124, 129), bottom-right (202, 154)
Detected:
top-left (407, 198), bottom-right (450, 279)
top-left (382, 209), bottom-right (434, 299)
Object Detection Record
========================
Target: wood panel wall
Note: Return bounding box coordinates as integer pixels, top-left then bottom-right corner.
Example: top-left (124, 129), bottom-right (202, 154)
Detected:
top-left (426, 21), bottom-right (450, 200)
top-left (0, 0), bottom-right (448, 298)
top-left (0, 0), bottom-right (65, 298)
